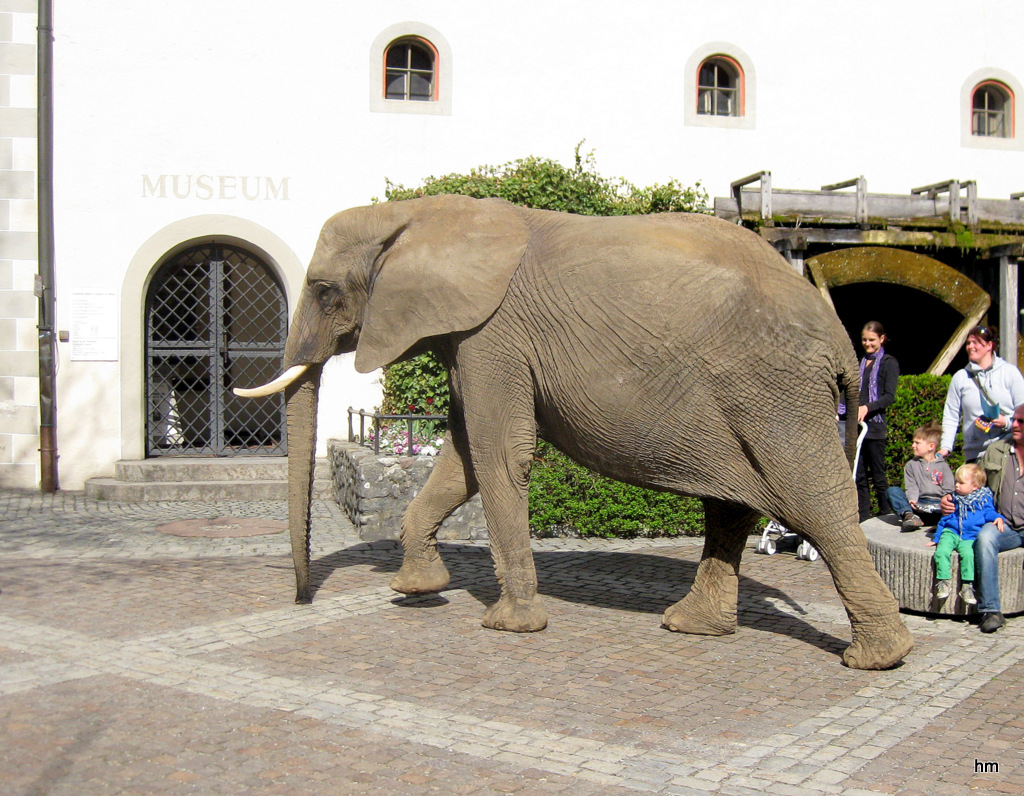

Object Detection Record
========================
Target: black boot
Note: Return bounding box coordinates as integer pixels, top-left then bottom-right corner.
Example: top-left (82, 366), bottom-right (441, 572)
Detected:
top-left (980, 612), bottom-right (1006, 633)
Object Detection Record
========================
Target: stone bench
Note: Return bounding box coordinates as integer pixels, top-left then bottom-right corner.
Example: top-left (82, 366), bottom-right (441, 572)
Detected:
top-left (862, 517), bottom-right (1024, 616)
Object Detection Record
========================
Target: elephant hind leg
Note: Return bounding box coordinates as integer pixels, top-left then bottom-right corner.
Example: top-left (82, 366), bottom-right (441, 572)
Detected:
top-left (777, 492), bottom-right (913, 669)
top-left (812, 531), bottom-right (913, 670)
top-left (663, 499), bottom-right (758, 636)
top-left (390, 425), bottom-right (477, 595)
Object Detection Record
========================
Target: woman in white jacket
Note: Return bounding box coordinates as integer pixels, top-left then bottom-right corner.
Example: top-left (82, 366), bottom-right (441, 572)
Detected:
top-left (940, 326), bottom-right (1024, 462)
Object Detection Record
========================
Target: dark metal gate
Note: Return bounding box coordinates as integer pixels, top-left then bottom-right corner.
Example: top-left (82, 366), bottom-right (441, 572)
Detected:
top-left (145, 243), bottom-right (288, 457)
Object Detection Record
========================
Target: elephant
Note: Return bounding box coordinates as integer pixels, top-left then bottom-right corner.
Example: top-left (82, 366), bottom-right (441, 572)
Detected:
top-left (236, 194), bottom-right (913, 670)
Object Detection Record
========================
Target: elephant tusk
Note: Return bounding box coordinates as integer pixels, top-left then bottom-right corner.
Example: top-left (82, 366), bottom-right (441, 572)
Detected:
top-left (232, 364), bottom-right (309, 398)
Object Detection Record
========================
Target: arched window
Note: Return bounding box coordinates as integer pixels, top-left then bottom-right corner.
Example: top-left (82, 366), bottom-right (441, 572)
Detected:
top-left (697, 56), bottom-right (742, 117)
top-left (384, 38), bottom-right (437, 102)
top-left (972, 81), bottom-right (1013, 138)
top-left (370, 23), bottom-right (452, 116)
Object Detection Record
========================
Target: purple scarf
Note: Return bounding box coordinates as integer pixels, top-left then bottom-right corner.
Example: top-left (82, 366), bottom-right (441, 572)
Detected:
top-left (839, 347), bottom-right (885, 421)
top-left (860, 347), bottom-right (885, 424)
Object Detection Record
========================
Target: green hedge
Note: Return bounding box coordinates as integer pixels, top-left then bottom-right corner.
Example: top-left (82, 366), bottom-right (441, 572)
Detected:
top-left (528, 442), bottom-right (705, 538)
top-left (883, 374), bottom-right (962, 489)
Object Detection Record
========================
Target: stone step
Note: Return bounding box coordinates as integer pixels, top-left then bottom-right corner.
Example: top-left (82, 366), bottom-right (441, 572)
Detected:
top-left (113, 457), bottom-right (287, 483)
top-left (85, 478), bottom-right (288, 502)
top-left (85, 457), bottom-right (334, 502)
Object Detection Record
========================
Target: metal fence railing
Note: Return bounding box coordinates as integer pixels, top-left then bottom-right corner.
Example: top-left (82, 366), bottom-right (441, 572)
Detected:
top-left (347, 408), bottom-right (447, 455)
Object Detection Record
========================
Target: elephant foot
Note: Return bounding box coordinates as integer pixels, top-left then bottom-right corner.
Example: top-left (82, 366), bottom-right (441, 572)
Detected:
top-left (662, 593), bottom-right (737, 636)
top-left (842, 620), bottom-right (914, 670)
top-left (390, 556), bottom-right (450, 595)
top-left (482, 594), bottom-right (548, 632)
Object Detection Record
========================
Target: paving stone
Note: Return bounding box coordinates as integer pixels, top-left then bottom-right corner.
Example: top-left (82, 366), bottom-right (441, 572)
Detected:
top-left (2, 487), bottom-right (1024, 793)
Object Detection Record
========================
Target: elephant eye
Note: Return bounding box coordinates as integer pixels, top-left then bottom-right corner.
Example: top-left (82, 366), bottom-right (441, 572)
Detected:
top-left (314, 283), bottom-right (343, 314)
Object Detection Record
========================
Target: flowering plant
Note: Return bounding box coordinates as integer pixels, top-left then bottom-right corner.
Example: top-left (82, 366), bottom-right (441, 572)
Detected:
top-left (368, 420), bottom-right (445, 456)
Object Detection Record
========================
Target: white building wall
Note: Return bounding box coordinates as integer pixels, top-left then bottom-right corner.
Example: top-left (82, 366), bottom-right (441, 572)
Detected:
top-left (0, 0), bottom-right (39, 489)
top-left (2, 0), bottom-right (1019, 489)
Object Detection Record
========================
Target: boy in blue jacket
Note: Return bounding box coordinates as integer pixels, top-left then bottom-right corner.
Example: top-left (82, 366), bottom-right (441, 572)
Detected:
top-left (927, 463), bottom-right (1004, 605)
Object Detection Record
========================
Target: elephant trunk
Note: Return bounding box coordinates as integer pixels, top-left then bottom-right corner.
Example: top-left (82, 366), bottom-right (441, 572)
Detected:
top-left (285, 363), bottom-right (323, 603)
top-left (841, 374), bottom-right (860, 472)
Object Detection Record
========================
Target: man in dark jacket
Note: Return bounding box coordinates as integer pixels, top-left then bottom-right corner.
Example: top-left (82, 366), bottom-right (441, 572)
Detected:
top-left (969, 403), bottom-right (1024, 632)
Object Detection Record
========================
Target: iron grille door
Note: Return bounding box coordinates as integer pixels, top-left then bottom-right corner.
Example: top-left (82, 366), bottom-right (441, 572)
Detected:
top-left (145, 244), bottom-right (288, 457)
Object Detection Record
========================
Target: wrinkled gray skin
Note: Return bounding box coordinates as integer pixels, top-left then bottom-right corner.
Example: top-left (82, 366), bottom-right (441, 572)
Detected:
top-left (249, 194), bottom-right (912, 670)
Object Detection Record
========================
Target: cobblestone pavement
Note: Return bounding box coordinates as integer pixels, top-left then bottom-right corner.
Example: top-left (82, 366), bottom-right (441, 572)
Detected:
top-left (1, 488), bottom-right (1022, 795)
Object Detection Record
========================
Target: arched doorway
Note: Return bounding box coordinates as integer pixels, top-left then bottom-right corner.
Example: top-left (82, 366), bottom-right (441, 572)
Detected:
top-left (806, 247), bottom-right (1024, 374)
top-left (145, 242), bottom-right (287, 456)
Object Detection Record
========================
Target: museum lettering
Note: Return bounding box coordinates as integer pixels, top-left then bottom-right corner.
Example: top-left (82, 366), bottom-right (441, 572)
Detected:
top-left (141, 174), bottom-right (290, 200)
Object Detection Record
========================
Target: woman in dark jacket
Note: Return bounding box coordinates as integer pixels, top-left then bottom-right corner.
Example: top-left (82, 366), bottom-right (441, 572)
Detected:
top-left (854, 321), bottom-right (900, 521)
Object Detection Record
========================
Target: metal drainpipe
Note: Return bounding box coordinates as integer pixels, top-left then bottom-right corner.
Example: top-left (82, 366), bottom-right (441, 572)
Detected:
top-left (37, 0), bottom-right (58, 492)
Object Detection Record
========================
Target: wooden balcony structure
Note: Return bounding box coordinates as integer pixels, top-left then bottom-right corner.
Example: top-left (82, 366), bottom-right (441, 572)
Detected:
top-left (714, 173), bottom-right (1023, 374)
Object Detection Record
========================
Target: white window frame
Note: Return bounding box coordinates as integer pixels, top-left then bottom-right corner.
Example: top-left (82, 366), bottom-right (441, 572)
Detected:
top-left (685, 43), bottom-right (755, 130)
top-left (370, 22), bottom-right (452, 116)
top-left (961, 68), bottom-right (1023, 151)
top-left (972, 82), bottom-right (1012, 138)
top-left (697, 56), bottom-right (742, 118)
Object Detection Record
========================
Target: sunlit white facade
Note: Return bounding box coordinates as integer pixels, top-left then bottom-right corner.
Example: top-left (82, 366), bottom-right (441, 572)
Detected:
top-left (1, 0), bottom-right (1022, 489)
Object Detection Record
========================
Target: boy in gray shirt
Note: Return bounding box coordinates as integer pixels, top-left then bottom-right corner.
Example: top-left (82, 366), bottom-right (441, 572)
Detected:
top-left (886, 423), bottom-right (955, 532)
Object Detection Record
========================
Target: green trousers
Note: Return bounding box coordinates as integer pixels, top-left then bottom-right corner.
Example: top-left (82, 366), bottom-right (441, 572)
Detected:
top-left (934, 530), bottom-right (975, 581)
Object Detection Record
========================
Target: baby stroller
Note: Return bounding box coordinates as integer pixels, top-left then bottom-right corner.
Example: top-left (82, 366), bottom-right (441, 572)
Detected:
top-left (755, 421), bottom-right (868, 561)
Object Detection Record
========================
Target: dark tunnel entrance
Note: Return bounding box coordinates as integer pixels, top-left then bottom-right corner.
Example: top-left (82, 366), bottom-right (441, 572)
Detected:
top-left (804, 246), bottom-right (1021, 376)
top-left (830, 282), bottom-right (971, 375)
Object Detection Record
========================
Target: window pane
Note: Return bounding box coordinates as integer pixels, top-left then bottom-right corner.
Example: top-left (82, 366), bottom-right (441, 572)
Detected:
top-left (698, 88), bottom-right (712, 115)
top-left (698, 64), bottom-right (716, 88)
top-left (410, 73), bottom-right (432, 100)
top-left (715, 89), bottom-right (732, 115)
top-left (385, 72), bottom-right (407, 99)
top-left (409, 45), bottom-right (432, 71)
top-left (385, 45), bottom-right (407, 69)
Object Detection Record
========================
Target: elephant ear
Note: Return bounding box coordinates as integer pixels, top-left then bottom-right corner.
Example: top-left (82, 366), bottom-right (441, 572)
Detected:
top-left (354, 195), bottom-right (530, 373)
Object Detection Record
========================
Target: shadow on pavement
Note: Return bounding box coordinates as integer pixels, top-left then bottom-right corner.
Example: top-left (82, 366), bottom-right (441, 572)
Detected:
top-left (308, 541), bottom-right (848, 660)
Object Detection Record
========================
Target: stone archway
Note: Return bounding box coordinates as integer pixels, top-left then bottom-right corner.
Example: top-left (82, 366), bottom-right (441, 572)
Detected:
top-left (120, 216), bottom-right (304, 461)
top-left (806, 247), bottom-right (1024, 374)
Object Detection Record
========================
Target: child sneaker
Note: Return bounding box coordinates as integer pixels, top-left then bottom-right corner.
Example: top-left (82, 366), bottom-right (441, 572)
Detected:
top-left (901, 513), bottom-right (924, 532)
top-left (959, 583), bottom-right (977, 605)
top-left (934, 579), bottom-right (952, 600)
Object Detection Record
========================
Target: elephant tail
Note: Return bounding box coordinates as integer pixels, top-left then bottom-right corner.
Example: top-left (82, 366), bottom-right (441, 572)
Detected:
top-left (837, 366), bottom-right (860, 472)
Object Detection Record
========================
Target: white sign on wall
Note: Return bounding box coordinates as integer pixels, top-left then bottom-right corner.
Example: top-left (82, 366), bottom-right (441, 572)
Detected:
top-left (71, 289), bottom-right (119, 361)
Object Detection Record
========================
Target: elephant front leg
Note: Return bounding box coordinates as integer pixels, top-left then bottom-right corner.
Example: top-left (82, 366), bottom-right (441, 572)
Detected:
top-left (480, 499), bottom-right (547, 632)
top-left (390, 427), bottom-right (477, 595)
top-left (663, 499), bottom-right (756, 635)
top-left (476, 448), bottom-right (546, 631)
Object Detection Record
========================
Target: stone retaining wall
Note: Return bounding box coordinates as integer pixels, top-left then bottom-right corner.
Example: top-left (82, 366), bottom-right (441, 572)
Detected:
top-left (328, 439), bottom-right (488, 542)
